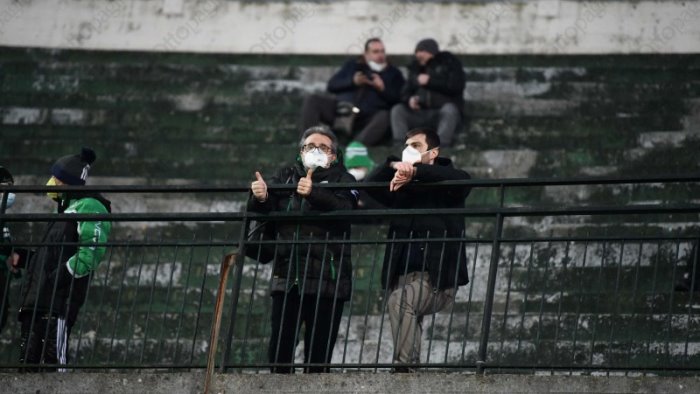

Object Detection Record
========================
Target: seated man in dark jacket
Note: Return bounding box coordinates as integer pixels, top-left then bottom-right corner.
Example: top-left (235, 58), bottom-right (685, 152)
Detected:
top-left (391, 38), bottom-right (466, 147)
top-left (299, 38), bottom-right (405, 146)
top-left (365, 128), bottom-right (471, 371)
top-left (249, 126), bottom-right (358, 373)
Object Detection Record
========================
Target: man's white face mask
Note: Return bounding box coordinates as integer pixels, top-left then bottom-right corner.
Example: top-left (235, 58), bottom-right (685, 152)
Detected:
top-left (348, 168), bottom-right (368, 181)
top-left (303, 149), bottom-right (330, 170)
top-left (368, 60), bottom-right (386, 73)
top-left (401, 146), bottom-right (424, 164)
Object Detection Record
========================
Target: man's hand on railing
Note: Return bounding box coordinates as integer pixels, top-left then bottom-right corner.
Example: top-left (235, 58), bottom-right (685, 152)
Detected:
top-left (251, 171), bottom-right (268, 202)
top-left (390, 161), bottom-right (415, 192)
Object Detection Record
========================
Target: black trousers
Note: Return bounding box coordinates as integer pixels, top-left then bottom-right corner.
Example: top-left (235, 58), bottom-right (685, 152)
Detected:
top-left (268, 290), bottom-right (345, 373)
top-left (19, 311), bottom-right (69, 372)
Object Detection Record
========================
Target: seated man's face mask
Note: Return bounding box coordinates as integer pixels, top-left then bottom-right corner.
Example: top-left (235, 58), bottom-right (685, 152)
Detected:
top-left (348, 168), bottom-right (368, 181)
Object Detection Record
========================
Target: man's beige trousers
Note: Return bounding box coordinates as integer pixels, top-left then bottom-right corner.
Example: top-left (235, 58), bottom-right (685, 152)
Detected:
top-left (388, 271), bottom-right (455, 364)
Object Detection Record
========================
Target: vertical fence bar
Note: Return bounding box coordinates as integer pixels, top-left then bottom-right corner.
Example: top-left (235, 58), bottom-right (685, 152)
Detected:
top-left (174, 238), bottom-right (197, 366)
top-left (190, 235), bottom-right (213, 365)
top-left (570, 240), bottom-right (589, 374)
top-left (683, 240), bottom-right (698, 367)
top-left (444, 233), bottom-right (466, 366)
top-left (534, 241), bottom-right (552, 371)
top-left (553, 240), bottom-right (571, 375)
top-left (476, 185), bottom-right (506, 374)
top-left (606, 241), bottom-right (625, 375)
top-left (156, 245), bottom-right (180, 362)
top-left (89, 242), bottom-right (115, 364)
top-left (140, 233), bottom-right (164, 364)
top-left (220, 214), bottom-right (252, 372)
top-left (461, 241), bottom-right (480, 363)
top-left (123, 243), bottom-right (147, 364)
top-left (625, 242), bottom-right (644, 373)
top-left (665, 242), bottom-right (681, 366)
top-left (496, 243), bottom-right (517, 371)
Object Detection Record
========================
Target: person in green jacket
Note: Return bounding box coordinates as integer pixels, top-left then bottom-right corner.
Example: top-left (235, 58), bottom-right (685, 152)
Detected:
top-left (14, 148), bottom-right (112, 371)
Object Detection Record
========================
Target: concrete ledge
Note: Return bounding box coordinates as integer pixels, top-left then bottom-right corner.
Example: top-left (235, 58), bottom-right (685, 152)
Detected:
top-left (1, 372), bottom-right (699, 393)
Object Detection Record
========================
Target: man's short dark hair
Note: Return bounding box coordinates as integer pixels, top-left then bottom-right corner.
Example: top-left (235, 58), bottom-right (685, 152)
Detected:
top-left (406, 128), bottom-right (440, 150)
top-left (300, 126), bottom-right (339, 153)
top-left (364, 37), bottom-right (382, 52)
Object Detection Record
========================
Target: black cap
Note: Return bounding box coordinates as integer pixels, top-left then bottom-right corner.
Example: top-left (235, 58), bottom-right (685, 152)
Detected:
top-left (415, 38), bottom-right (439, 55)
top-left (51, 147), bottom-right (97, 185)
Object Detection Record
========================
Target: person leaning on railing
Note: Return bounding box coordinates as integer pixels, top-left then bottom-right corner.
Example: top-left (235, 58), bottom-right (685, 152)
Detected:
top-left (249, 126), bottom-right (358, 373)
top-left (365, 127), bottom-right (471, 372)
top-left (10, 148), bottom-right (112, 371)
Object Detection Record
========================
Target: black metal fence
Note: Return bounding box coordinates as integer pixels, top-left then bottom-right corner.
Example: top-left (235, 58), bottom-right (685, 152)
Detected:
top-left (0, 176), bottom-right (699, 380)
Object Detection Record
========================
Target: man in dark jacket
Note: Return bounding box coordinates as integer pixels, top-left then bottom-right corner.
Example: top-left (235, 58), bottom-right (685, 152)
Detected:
top-left (249, 126), bottom-right (358, 373)
top-left (391, 38), bottom-right (466, 147)
top-left (13, 148), bottom-right (111, 371)
top-left (299, 38), bottom-right (405, 146)
top-left (365, 128), bottom-right (470, 371)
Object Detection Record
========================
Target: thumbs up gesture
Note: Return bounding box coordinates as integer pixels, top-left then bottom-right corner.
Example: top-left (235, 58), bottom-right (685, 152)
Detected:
top-left (251, 171), bottom-right (268, 202)
top-left (297, 168), bottom-right (314, 197)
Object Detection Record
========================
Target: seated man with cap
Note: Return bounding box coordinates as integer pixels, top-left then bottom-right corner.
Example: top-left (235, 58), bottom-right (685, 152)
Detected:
top-left (390, 38), bottom-right (466, 147)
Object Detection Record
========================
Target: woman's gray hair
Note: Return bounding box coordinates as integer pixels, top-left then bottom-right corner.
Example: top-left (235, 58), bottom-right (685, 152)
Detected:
top-left (299, 126), bottom-right (339, 153)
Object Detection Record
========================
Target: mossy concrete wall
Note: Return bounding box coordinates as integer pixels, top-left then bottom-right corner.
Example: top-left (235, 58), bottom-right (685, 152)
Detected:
top-left (0, 372), bottom-right (699, 394)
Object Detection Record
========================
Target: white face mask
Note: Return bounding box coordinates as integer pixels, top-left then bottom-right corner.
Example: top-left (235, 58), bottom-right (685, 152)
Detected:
top-left (302, 149), bottom-right (329, 170)
top-left (2, 192), bottom-right (14, 209)
top-left (401, 146), bottom-right (424, 164)
top-left (368, 60), bottom-right (386, 73)
top-left (348, 168), bottom-right (367, 181)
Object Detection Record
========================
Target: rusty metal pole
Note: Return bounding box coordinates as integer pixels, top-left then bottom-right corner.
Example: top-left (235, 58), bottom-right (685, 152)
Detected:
top-left (204, 252), bottom-right (236, 394)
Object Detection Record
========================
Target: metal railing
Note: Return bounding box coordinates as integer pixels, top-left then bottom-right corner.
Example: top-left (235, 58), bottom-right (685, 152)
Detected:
top-left (0, 175), bottom-right (699, 383)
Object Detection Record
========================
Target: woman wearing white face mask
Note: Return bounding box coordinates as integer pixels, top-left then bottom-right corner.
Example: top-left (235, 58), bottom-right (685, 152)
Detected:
top-left (248, 126), bottom-right (358, 373)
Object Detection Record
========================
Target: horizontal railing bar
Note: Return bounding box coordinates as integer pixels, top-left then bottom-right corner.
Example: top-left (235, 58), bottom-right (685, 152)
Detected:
top-left (213, 363), bottom-right (700, 372)
top-left (2, 204), bottom-right (699, 222)
top-left (1, 364), bottom-right (206, 370)
top-left (4, 233), bottom-right (696, 249)
top-left (1, 173), bottom-right (698, 193)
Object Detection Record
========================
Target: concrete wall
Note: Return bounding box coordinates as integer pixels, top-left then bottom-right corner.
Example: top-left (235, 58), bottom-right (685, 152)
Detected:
top-left (1, 0), bottom-right (700, 55)
top-left (0, 372), bottom-right (699, 394)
